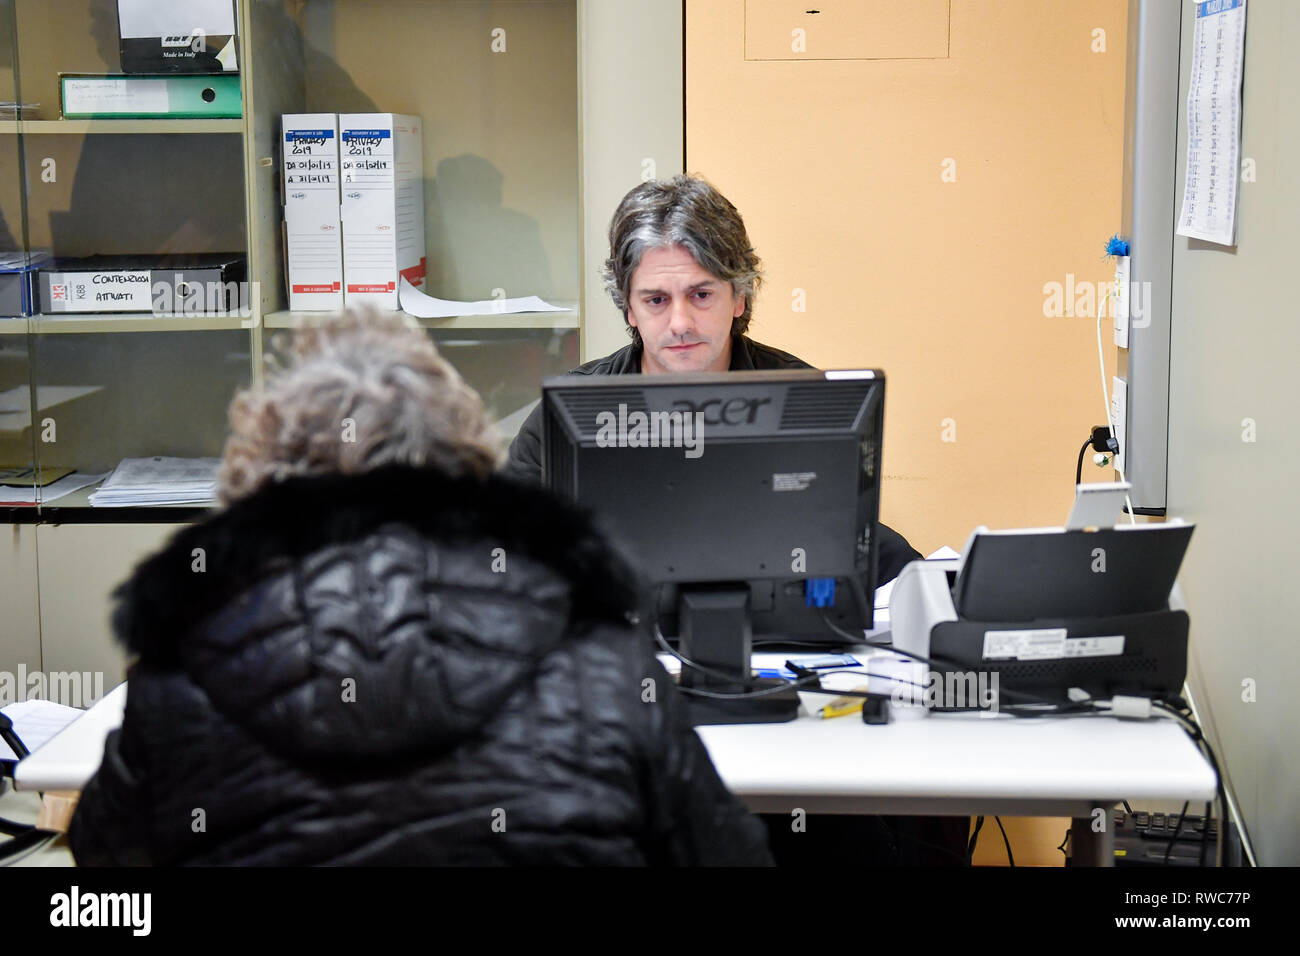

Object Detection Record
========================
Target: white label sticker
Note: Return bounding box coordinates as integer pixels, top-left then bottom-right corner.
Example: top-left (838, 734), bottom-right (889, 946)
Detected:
top-left (46, 271), bottom-right (154, 313)
top-left (64, 78), bottom-right (170, 114)
top-left (1061, 635), bottom-right (1125, 658)
top-left (982, 628), bottom-right (1067, 660)
top-left (773, 472), bottom-right (816, 492)
top-left (982, 629), bottom-right (1125, 661)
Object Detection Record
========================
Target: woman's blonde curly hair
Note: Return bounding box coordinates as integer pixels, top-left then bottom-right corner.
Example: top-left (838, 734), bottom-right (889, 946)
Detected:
top-left (218, 311), bottom-right (501, 504)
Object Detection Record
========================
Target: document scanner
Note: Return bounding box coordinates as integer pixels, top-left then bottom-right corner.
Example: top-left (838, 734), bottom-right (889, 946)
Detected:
top-left (889, 520), bottom-right (1195, 712)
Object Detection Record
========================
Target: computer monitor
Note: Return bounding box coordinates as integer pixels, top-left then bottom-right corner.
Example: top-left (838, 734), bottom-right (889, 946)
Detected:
top-left (542, 368), bottom-right (886, 723)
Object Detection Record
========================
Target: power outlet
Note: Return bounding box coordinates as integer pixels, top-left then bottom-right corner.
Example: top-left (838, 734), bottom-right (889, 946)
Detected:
top-left (1111, 376), bottom-right (1128, 473)
top-left (1113, 256), bottom-right (1131, 348)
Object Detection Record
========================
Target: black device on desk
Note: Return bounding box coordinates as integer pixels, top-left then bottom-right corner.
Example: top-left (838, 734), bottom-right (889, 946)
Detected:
top-left (892, 522), bottom-right (1195, 708)
top-left (542, 368), bottom-right (886, 725)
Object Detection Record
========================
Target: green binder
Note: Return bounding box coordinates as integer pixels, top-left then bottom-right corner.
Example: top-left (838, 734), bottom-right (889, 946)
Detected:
top-left (59, 74), bottom-right (242, 119)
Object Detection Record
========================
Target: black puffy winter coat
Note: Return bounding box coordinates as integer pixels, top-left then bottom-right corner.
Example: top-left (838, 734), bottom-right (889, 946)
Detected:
top-left (68, 466), bottom-right (773, 866)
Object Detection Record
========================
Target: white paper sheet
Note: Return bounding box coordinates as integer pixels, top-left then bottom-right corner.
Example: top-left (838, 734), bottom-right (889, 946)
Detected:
top-left (1176, 0), bottom-right (1248, 246)
top-left (398, 278), bottom-right (573, 318)
top-left (116, 0), bottom-right (237, 37)
top-left (0, 472), bottom-right (107, 505)
top-left (0, 699), bottom-right (86, 760)
top-left (89, 456), bottom-right (219, 507)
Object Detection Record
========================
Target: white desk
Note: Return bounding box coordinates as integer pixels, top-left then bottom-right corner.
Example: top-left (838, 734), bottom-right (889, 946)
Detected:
top-left (13, 682), bottom-right (128, 793)
top-left (7, 664), bottom-right (1219, 866)
top-left (690, 659), bottom-right (1218, 866)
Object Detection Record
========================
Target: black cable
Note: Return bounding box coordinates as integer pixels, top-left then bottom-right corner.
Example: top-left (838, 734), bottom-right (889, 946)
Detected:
top-left (751, 638), bottom-right (848, 651)
top-left (0, 712), bottom-right (29, 761)
top-left (967, 816), bottom-right (984, 864)
top-left (1155, 705), bottom-right (1226, 868)
top-left (889, 824), bottom-right (972, 866)
top-left (1076, 436), bottom-right (1092, 486)
top-left (0, 817), bottom-right (35, 837)
top-left (1122, 800), bottom-right (1134, 815)
top-left (819, 611), bottom-right (1104, 711)
top-left (1200, 800), bottom-right (1212, 868)
top-left (675, 672), bottom-right (826, 701)
top-left (662, 614), bottom-right (1157, 726)
top-left (1056, 828), bottom-right (1071, 857)
top-left (1152, 701), bottom-right (1231, 867)
top-left (657, 622), bottom-right (930, 703)
top-left (1163, 800), bottom-right (1190, 865)
top-left (994, 816), bottom-right (1015, 867)
top-left (0, 828), bottom-right (56, 864)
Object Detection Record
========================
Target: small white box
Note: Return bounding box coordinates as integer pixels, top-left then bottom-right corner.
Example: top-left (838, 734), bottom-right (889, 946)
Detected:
top-left (117, 0), bottom-right (240, 73)
top-left (339, 113), bottom-right (426, 311)
top-left (283, 114), bottom-right (343, 311)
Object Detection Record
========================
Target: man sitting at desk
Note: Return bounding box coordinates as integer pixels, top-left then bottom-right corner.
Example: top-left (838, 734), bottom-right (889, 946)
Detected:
top-left (507, 176), bottom-right (968, 865)
top-left (504, 174), bottom-right (922, 582)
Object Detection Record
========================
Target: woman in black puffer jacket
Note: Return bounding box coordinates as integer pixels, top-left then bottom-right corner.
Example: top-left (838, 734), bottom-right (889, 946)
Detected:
top-left (68, 313), bottom-right (772, 866)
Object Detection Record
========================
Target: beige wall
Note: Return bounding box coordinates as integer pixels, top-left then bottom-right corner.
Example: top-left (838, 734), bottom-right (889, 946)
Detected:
top-left (687, 0), bottom-right (1129, 554)
top-left (1167, 0), bottom-right (1297, 865)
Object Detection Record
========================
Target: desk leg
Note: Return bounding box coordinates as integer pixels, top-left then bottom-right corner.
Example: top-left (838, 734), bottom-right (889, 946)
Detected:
top-left (1070, 809), bottom-right (1116, 867)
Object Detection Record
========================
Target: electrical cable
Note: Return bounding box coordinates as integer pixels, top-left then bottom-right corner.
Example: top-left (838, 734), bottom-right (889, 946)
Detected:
top-left (901, 833), bottom-right (972, 867)
top-left (830, 617), bottom-right (1110, 712)
top-left (654, 622), bottom-right (925, 702)
top-left (1075, 435), bottom-right (1092, 486)
top-left (0, 816), bottom-right (35, 837)
top-left (0, 829), bottom-right (57, 866)
top-left (1151, 701), bottom-right (1230, 867)
top-left (994, 816), bottom-right (1015, 867)
top-left (1163, 800), bottom-right (1190, 865)
top-left (1155, 709), bottom-right (1223, 868)
top-left (0, 712), bottom-right (30, 762)
top-left (658, 613), bottom-right (1178, 733)
top-left (1181, 681), bottom-right (1257, 867)
top-left (1200, 800), bottom-right (1212, 868)
top-left (967, 816), bottom-right (984, 864)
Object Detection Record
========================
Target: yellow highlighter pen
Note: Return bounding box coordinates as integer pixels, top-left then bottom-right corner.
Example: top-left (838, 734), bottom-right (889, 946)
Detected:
top-left (817, 686), bottom-right (871, 719)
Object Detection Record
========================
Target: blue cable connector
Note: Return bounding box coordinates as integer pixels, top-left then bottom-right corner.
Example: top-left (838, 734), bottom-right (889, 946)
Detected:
top-left (804, 577), bottom-right (836, 608)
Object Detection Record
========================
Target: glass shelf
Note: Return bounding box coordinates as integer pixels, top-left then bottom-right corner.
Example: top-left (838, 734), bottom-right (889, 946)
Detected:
top-left (0, 119), bottom-right (243, 135)
top-left (27, 313), bottom-right (259, 334)
top-left (2, 0), bottom-right (582, 522)
top-left (264, 305), bottom-right (580, 332)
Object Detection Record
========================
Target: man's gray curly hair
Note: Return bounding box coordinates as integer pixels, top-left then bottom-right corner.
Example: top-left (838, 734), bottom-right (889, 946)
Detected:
top-left (218, 311), bottom-right (501, 504)
top-left (602, 174), bottom-right (763, 347)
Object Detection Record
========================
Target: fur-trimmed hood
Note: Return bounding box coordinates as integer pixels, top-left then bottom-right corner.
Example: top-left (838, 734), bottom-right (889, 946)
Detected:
top-left (112, 465), bottom-right (645, 762)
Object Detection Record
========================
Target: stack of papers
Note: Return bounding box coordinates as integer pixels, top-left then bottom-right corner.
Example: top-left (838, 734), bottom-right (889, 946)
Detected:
top-left (88, 456), bottom-right (220, 507)
top-left (0, 699), bottom-right (86, 761)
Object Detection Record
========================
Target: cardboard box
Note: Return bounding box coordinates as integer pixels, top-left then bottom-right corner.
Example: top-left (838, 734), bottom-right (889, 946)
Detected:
top-left (283, 114), bottom-right (343, 311)
top-left (339, 113), bottom-right (426, 311)
top-left (39, 254), bottom-right (247, 315)
top-left (117, 0), bottom-right (239, 74)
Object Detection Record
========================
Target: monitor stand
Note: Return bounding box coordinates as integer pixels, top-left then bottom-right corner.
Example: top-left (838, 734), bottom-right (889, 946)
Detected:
top-left (677, 585), bottom-right (800, 725)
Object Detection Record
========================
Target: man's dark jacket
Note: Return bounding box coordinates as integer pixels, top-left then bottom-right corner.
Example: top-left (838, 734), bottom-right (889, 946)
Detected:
top-left (68, 466), bottom-right (773, 866)
top-left (504, 334), bottom-right (922, 583)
